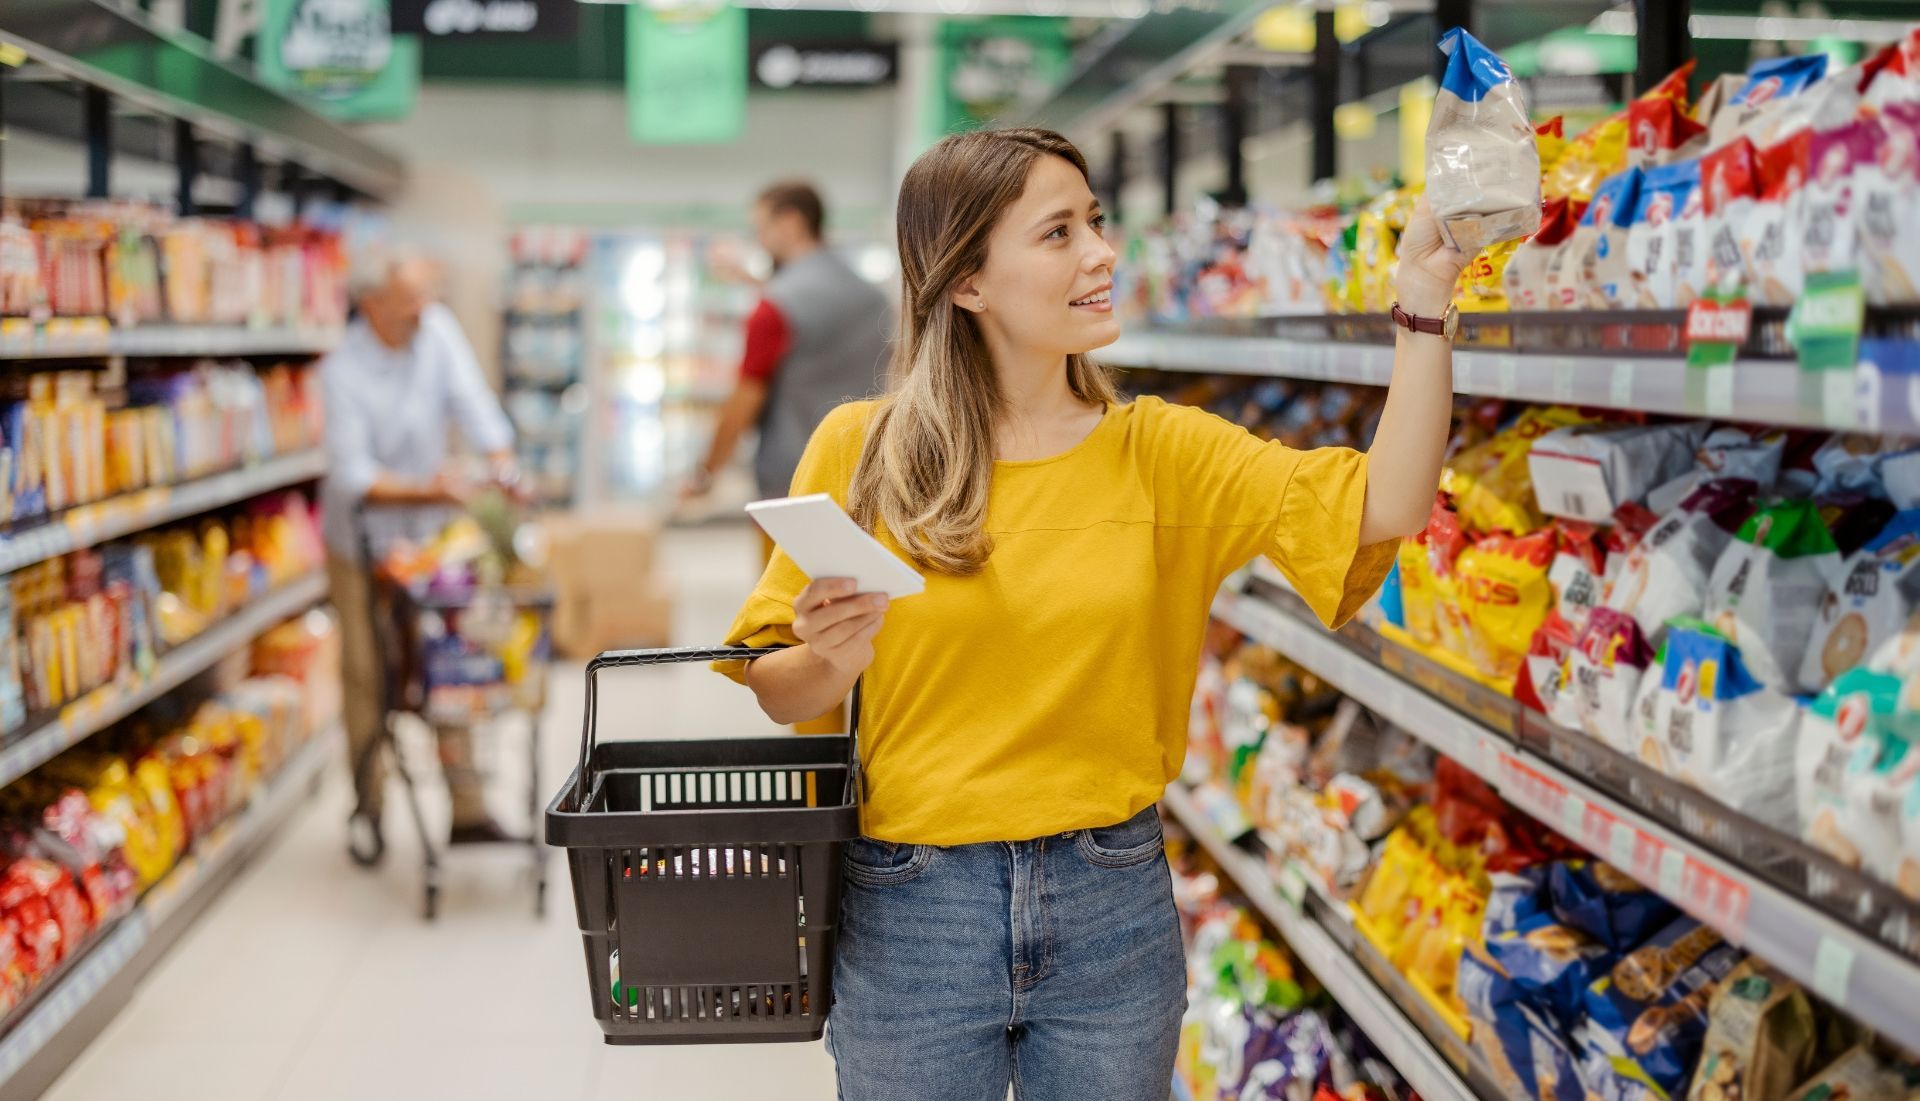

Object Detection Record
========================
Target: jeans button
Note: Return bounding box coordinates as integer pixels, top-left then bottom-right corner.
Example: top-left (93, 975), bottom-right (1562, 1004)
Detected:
top-left (1059, 831), bottom-right (1077, 840)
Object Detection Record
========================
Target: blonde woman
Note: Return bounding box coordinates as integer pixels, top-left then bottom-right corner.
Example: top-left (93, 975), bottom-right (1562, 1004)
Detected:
top-left (718, 128), bottom-right (1467, 1100)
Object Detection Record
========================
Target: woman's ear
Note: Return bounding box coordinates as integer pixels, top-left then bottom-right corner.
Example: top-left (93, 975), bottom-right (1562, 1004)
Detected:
top-left (948, 276), bottom-right (985, 314)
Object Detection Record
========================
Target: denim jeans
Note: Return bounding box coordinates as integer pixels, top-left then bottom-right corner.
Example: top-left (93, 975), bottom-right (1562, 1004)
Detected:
top-left (825, 805), bottom-right (1187, 1101)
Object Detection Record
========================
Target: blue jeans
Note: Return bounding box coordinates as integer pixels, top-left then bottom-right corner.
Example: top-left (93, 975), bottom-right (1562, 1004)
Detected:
top-left (825, 806), bottom-right (1187, 1101)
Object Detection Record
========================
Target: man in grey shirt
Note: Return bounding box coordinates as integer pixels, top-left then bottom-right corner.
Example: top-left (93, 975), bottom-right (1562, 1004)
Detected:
top-left (685, 181), bottom-right (891, 510)
top-left (321, 252), bottom-right (521, 861)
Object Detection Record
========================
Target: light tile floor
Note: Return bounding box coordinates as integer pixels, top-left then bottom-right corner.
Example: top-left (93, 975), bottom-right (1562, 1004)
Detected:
top-left (42, 525), bottom-right (841, 1101)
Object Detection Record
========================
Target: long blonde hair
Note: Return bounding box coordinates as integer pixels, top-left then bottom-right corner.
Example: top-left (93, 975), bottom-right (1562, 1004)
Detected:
top-left (848, 128), bottom-right (1120, 575)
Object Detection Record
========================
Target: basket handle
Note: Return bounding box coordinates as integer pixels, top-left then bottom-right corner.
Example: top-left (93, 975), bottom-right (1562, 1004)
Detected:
top-left (570, 647), bottom-right (863, 811)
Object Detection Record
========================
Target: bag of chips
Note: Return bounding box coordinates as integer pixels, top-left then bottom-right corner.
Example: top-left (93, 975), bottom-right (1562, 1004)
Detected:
top-left (1687, 959), bottom-right (1826, 1101)
top-left (1426, 29), bottom-right (1542, 252)
top-left (1670, 161), bottom-right (1713, 307)
top-left (1625, 160), bottom-right (1703, 308)
top-left (1797, 666), bottom-right (1902, 867)
top-left (1647, 621), bottom-right (1802, 828)
top-left (1703, 139), bottom-right (1763, 297)
top-left (1537, 116), bottom-right (1569, 175)
top-left (1549, 115), bottom-right (1631, 205)
top-left (1694, 73), bottom-right (1749, 128)
top-left (1508, 198), bottom-right (1587, 311)
top-left (1530, 421), bottom-right (1708, 525)
top-left (1578, 169), bottom-right (1647, 308)
top-left (1581, 916), bottom-right (1745, 1099)
top-left (1460, 239), bottom-right (1521, 312)
top-left (1445, 406), bottom-right (1599, 536)
top-left (1798, 510), bottom-right (1920, 693)
top-left (1567, 608), bottom-right (1659, 753)
top-left (1707, 54), bottom-right (1831, 150)
top-left (1486, 913), bottom-right (1615, 1031)
top-left (1787, 1047), bottom-right (1914, 1101)
top-left (1631, 96), bottom-right (1709, 170)
top-left (1859, 103), bottom-right (1920, 306)
top-left (1745, 131), bottom-right (1815, 307)
top-left (1459, 529), bottom-right (1560, 682)
top-left (1837, 725), bottom-right (1920, 893)
top-left (1607, 479), bottom-right (1762, 648)
top-left (1705, 499), bottom-right (1845, 692)
top-left (1802, 122), bottom-right (1874, 284)
top-left (1548, 860), bottom-right (1678, 953)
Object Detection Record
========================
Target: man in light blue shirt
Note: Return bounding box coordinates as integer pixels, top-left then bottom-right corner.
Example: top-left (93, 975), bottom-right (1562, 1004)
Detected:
top-left (320, 253), bottom-right (521, 861)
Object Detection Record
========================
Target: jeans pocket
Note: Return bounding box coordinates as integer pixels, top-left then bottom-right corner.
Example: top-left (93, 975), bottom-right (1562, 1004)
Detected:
top-left (841, 837), bottom-right (933, 887)
top-left (1075, 807), bottom-right (1166, 869)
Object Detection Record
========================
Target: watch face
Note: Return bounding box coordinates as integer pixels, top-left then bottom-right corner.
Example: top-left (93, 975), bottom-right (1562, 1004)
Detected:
top-left (1443, 304), bottom-right (1461, 339)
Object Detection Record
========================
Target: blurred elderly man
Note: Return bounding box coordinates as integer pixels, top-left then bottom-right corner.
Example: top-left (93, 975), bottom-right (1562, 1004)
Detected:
top-left (319, 250), bottom-right (521, 863)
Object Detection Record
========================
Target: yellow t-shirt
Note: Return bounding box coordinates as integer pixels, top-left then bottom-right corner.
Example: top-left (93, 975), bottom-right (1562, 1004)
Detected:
top-left (717, 395), bottom-right (1397, 846)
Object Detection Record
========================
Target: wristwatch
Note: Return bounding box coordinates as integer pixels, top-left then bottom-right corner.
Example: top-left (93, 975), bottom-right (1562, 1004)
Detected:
top-left (1391, 301), bottom-right (1460, 341)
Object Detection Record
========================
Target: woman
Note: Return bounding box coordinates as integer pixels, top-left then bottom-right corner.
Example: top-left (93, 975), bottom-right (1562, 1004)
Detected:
top-left (718, 128), bottom-right (1466, 1100)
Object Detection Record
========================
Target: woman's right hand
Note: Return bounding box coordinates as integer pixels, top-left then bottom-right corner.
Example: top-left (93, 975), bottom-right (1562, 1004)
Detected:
top-left (793, 578), bottom-right (890, 676)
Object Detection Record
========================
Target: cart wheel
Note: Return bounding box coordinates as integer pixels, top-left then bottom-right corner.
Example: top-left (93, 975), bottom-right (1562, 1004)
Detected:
top-left (423, 883), bottom-right (440, 921)
top-left (347, 812), bottom-right (385, 868)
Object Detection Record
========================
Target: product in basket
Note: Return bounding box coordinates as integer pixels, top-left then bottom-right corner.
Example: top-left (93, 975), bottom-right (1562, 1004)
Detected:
top-left (1425, 28), bottom-right (1541, 252)
top-left (1687, 959), bottom-right (1834, 1101)
top-left (1703, 499), bottom-right (1844, 691)
top-left (1645, 621), bottom-right (1800, 829)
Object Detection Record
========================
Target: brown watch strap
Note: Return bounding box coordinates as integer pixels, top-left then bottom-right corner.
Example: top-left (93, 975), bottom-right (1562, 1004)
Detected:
top-left (1391, 302), bottom-right (1449, 335)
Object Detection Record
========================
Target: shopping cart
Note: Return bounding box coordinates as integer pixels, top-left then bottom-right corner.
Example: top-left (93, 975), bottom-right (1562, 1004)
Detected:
top-left (347, 504), bottom-right (553, 920)
top-left (546, 649), bottom-right (860, 1044)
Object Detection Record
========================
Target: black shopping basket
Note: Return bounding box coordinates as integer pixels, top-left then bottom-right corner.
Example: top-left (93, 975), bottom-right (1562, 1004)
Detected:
top-left (545, 646), bottom-right (860, 1045)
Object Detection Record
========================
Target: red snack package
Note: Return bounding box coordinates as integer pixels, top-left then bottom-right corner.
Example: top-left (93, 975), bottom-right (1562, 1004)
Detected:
top-left (1629, 97), bottom-right (1708, 169)
top-left (1702, 138), bottom-right (1761, 297)
top-left (1506, 198), bottom-right (1588, 310)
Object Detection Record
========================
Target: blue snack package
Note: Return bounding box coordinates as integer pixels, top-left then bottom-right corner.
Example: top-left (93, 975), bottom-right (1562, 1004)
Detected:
top-left (1485, 867), bottom-right (1554, 938)
top-left (1379, 560), bottom-right (1406, 628)
top-left (1548, 860), bottom-right (1679, 953)
top-left (1463, 946), bottom-right (1584, 1101)
top-left (1582, 169), bottom-right (1646, 229)
top-left (1486, 912), bottom-right (1615, 1031)
top-left (1581, 916), bottom-right (1745, 1097)
top-left (1733, 55), bottom-right (1831, 107)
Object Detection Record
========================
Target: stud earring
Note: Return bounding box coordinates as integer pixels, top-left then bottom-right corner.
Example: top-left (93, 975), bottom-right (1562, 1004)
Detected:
top-left (976, 298), bottom-right (986, 312)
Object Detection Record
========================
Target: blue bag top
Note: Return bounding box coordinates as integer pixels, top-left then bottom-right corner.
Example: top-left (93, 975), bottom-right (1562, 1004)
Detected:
top-left (1580, 168), bottom-right (1645, 229)
top-left (1733, 53), bottom-right (1830, 106)
top-left (1631, 160), bottom-right (1701, 225)
top-left (1439, 26), bottom-right (1518, 103)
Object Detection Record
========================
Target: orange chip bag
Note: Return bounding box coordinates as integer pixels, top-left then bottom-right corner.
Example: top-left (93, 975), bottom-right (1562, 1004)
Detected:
top-left (1444, 406), bottom-right (1600, 535)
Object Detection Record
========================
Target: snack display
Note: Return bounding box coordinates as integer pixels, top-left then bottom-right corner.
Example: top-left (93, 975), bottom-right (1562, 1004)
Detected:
top-left (0, 202), bottom-right (346, 329)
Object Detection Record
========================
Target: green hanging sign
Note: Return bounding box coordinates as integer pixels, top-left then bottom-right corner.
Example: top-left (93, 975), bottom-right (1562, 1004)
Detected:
top-left (938, 18), bottom-right (1069, 136)
top-left (626, 4), bottom-right (748, 146)
top-left (258, 0), bottom-right (420, 121)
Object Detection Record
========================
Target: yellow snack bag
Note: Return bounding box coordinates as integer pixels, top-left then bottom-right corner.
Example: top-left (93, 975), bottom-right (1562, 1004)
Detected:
top-left (1398, 539), bottom-right (1440, 647)
top-left (1456, 529), bottom-right (1560, 682)
top-left (1457, 239), bottom-right (1520, 312)
top-left (1443, 406), bottom-right (1598, 535)
top-left (1354, 209), bottom-right (1399, 314)
top-left (1545, 114), bottom-right (1628, 203)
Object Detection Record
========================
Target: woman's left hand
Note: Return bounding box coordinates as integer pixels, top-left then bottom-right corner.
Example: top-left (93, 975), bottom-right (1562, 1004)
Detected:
top-left (1395, 194), bottom-right (1471, 318)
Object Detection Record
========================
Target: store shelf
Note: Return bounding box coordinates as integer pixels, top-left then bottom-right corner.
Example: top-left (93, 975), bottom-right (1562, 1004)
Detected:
top-left (1161, 783), bottom-right (1485, 1101)
top-left (1209, 583), bottom-right (1920, 1054)
top-left (0, 725), bottom-right (337, 1097)
top-left (0, 572), bottom-right (328, 791)
top-left (1102, 330), bottom-right (1879, 431)
top-left (0, 449), bottom-right (326, 576)
top-left (0, 0), bottom-right (402, 197)
top-left (0, 324), bottom-right (341, 361)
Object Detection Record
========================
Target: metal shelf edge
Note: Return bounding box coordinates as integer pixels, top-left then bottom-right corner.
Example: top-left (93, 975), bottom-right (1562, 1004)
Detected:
top-left (0, 726), bottom-right (338, 1086)
top-left (1160, 783), bottom-right (1485, 1101)
top-left (1103, 332), bottom-right (1862, 431)
top-left (0, 328), bottom-right (342, 361)
top-left (0, 450), bottom-right (327, 577)
top-left (0, 572), bottom-right (329, 789)
top-left (1209, 587), bottom-right (1920, 1054)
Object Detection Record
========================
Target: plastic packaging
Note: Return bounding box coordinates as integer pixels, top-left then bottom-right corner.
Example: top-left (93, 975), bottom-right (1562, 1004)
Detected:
top-left (1426, 29), bottom-right (1542, 252)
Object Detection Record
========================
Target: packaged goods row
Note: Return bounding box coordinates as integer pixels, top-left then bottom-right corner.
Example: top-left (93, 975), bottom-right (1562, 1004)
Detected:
top-left (1139, 363), bottom-right (1920, 905)
top-left (0, 363), bottom-right (322, 526)
top-left (1113, 29), bottom-right (1920, 322)
top-left (0, 491), bottom-right (323, 738)
top-left (0, 614), bottom-right (334, 1023)
top-left (0, 202), bottom-right (347, 331)
top-left (1178, 630), bottom-right (1920, 1101)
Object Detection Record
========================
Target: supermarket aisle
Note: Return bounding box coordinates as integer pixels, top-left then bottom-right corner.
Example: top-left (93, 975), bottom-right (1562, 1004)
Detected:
top-left (41, 525), bottom-right (841, 1101)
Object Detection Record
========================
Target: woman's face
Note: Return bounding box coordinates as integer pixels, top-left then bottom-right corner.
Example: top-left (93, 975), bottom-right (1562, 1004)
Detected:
top-left (957, 154), bottom-right (1119, 359)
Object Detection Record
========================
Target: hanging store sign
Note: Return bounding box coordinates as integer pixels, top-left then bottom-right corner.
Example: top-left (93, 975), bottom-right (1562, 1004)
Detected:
top-left (626, 3), bottom-right (747, 146)
top-left (259, 0), bottom-right (420, 121)
top-left (939, 18), bottom-right (1069, 135)
top-left (750, 42), bottom-right (898, 89)
top-left (389, 0), bottom-right (578, 38)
